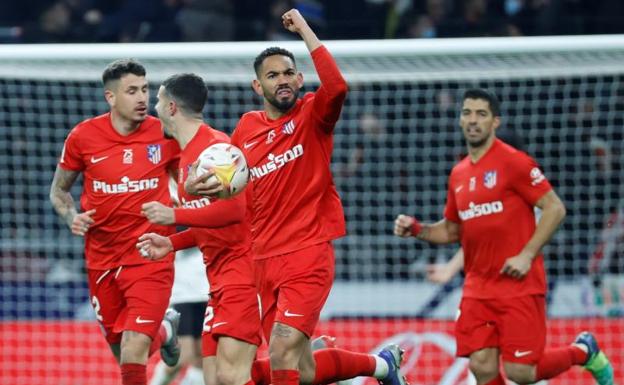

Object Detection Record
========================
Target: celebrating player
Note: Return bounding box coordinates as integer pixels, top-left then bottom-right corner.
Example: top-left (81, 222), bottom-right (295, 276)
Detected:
top-left (49, 59), bottom-right (181, 385)
top-left (186, 9), bottom-right (406, 385)
top-left (394, 89), bottom-right (615, 385)
top-left (136, 73), bottom-right (261, 385)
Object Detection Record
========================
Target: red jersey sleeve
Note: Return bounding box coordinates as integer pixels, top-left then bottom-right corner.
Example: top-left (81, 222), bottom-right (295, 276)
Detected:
top-left (59, 130), bottom-right (85, 171)
top-left (310, 45), bottom-right (348, 133)
top-left (444, 174), bottom-right (460, 223)
top-left (174, 193), bottom-right (245, 228)
top-left (509, 152), bottom-right (552, 205)
top-left (169, 229), bottom-right (197, 251)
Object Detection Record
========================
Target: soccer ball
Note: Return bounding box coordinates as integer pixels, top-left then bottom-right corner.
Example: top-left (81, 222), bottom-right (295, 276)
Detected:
top-left (196, 143), bottom-right (249, 199)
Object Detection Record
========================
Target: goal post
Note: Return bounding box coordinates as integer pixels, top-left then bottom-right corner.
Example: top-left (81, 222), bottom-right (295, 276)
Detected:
top-left (1, 35), bottom-right (622, 385)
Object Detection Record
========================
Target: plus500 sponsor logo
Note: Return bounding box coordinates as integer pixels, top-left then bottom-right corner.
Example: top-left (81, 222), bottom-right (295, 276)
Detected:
top-left (250, 144), bottom-right (303, 180)
top-left (458, 200), bottom-right (503, 220)
top-left (181, 197), bottom-right (210, 208)
top-left (92, 176), bottom-right (159, 194)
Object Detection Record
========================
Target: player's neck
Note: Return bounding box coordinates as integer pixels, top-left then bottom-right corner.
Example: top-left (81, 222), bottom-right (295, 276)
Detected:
top-left (175, 119), bottom-right (203, 150)
top-left (110, 111), bottom-right (141, 136)
top-left (468, 136), bottom-right (496, 163)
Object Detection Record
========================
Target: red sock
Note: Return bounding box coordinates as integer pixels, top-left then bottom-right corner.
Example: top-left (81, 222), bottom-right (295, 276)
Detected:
top-left (271, 369), bottom-right (299, 385)
top-left (148, 325), bottom-right (166, 356)
top-left (313, 348), bottom-right (376, 384)
top-left (484, 373), bottom-right (506, 385)
top-left (535, 346), bottom-right (587, 380)
top-left (121, 363), bottom-right (147, 385)
top-left (252, 358), bottom-right (271, 385)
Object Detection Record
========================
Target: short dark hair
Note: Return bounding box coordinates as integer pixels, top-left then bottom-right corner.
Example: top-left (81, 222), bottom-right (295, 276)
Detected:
top-left (162, 73), bottom-right (207, 115)
top-left (253, 47), bottom-right (296, 76)
top-left (102, 59), bottom-right (146, 87)
top-left (462, 89), bottom-right (501, 117)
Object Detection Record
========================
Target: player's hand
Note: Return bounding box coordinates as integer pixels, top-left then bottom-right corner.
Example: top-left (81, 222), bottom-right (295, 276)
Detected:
top-left (394, 214), bottom-right (415, 237)
top-left (136, 233), bottom-right (172, 260)
top-left (141, 201), bottom-right (175, 225)
top-left (70, 209), bottom-right (96, 236)
top-left (426, 263), bottom-right (456, 284)
top-left (282, 9), bottom-right (309, 33)
top-left (184, 161), bottom-right (223, 197)
top-left (500, 252), bottom-right (533, 279)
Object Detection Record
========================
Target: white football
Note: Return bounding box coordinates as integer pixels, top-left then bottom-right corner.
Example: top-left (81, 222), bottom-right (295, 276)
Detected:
top-left (196, 143), bottom-right (249, 199)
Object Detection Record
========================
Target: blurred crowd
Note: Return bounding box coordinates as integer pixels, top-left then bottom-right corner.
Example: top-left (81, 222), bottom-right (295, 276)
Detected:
top-left (1, 0), bottom-right (622, 44)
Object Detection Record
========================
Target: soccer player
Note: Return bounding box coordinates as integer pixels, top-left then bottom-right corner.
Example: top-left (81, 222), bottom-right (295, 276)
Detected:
top-left (186, 9), bottom-right (406, 385)
top-left (394, 89), bottom-right (615, 385)
top-left (135, 73), bottom-right (261, 385)
top-left (149, 246), bottom-right (208, 385)
top-left (49, 59), bottom-right (181, 385)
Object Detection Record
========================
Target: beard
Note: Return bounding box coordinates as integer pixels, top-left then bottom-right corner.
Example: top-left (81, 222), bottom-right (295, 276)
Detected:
top-left (163, 130), bottom-right (174, 139)
top-left (266, 87), bottom-right (299, 112)
top-left (467, 135), bottom-right (489, 149)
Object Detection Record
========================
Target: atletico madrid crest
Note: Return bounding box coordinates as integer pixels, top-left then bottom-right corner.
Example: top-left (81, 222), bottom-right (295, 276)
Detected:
top-left (147, 144), bottom-right (162, 164)
top-left (483, 170), bottom-right (497, 189)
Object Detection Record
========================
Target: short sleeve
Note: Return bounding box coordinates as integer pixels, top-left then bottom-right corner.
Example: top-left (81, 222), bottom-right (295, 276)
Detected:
top-left (509, 152), bottom-right (552, 205)
top-left (59, 130), bottom-right (85, 171)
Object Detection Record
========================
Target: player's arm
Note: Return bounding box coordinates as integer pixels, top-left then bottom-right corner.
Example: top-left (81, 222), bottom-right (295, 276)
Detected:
top-left (141, 194), bottom-right (245, 228)
top-left (137, 230), bottom-right (197, 260)
top-left (283, 9), bottom-right (348, 132)
top-left (394, 214), bottom-right (460, 244)
top-left (426, 248), bottom-right (464, 284)
top-left (49, 166), bottom-right (95, 236)
top-left (500, 190), bottom-right (566, 278)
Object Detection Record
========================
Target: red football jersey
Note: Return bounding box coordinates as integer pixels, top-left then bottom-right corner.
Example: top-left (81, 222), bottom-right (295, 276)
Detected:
top-left (59, 113), bottom-right (179, 270)
top-left (444, 139), bottom-right (553, 298)
top-left (176, 124), bottom-right (253, 292)
top-left (231, 46), bottom-right (347, 259)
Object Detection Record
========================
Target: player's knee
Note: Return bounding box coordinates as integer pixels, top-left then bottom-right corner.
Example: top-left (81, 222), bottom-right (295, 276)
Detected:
top-left (468, 358), bottom-right (498, 381)
top-left (503, 363), bottom-right (535, 384)
top-left (119, 331), bottom-right (151, 362)
top-left (215, 365), bottom-right (245, 385)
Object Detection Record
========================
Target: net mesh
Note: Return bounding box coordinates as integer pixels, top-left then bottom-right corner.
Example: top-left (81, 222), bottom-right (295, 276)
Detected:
top-left (1, 37), bottom-right (623, 384)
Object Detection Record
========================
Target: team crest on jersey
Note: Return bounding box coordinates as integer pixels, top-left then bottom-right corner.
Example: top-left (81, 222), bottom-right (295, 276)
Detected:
top-left (147, 144), bottom-right (161, 164)
top-left (483, 170), bottom-right (497, 189)
top-left (282, 120), bottom-right (296, 134)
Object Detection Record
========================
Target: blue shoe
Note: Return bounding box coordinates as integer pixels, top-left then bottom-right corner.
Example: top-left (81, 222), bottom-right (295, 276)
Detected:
top-left (160, 308), bottom-right (181, 367)
top-left (574, 331), bottom-right (615, 385)
top-left (377, 344), bottom-right (407, 385)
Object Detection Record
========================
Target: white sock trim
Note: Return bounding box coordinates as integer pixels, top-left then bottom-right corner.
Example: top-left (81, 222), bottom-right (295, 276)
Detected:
top-left (373, 355), bottom-right (389, 379)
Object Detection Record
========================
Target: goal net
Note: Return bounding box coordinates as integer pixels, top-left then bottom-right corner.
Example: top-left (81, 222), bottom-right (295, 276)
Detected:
top-left (0, 35), bottom-right (622, 385)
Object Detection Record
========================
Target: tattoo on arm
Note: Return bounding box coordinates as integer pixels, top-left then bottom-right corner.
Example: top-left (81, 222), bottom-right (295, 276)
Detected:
top-left (272, 322), bottom-right (294, 338)
top-left (49, 166), bottom-right (80, 227)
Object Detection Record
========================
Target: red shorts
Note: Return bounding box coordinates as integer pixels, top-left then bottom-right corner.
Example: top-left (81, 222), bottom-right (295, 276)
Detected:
top-left (87, 262), bottom-right (174, 344)
top-left (201, 284), bottom-right (262, 357)
top-left (455, 295), bottom-right (546, 364)
top-left (254, 242), bottom-right (335, 339)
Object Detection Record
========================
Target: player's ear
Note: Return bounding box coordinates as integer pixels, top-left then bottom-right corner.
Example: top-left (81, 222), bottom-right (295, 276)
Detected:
top-left (296, 72), bottom-right (304, 88)
top-left (104, 89), bottom-right (115, 108)
top-left (252, 79), bottom-right (264, 97)
top-left (169, 100), bottom-right (177, 116)
top-left (492, 116), bottom-right (501, 130)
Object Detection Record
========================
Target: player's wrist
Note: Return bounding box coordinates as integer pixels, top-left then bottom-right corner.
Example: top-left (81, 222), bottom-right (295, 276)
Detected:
top-left (410, 217), bottom-right (423, 236)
